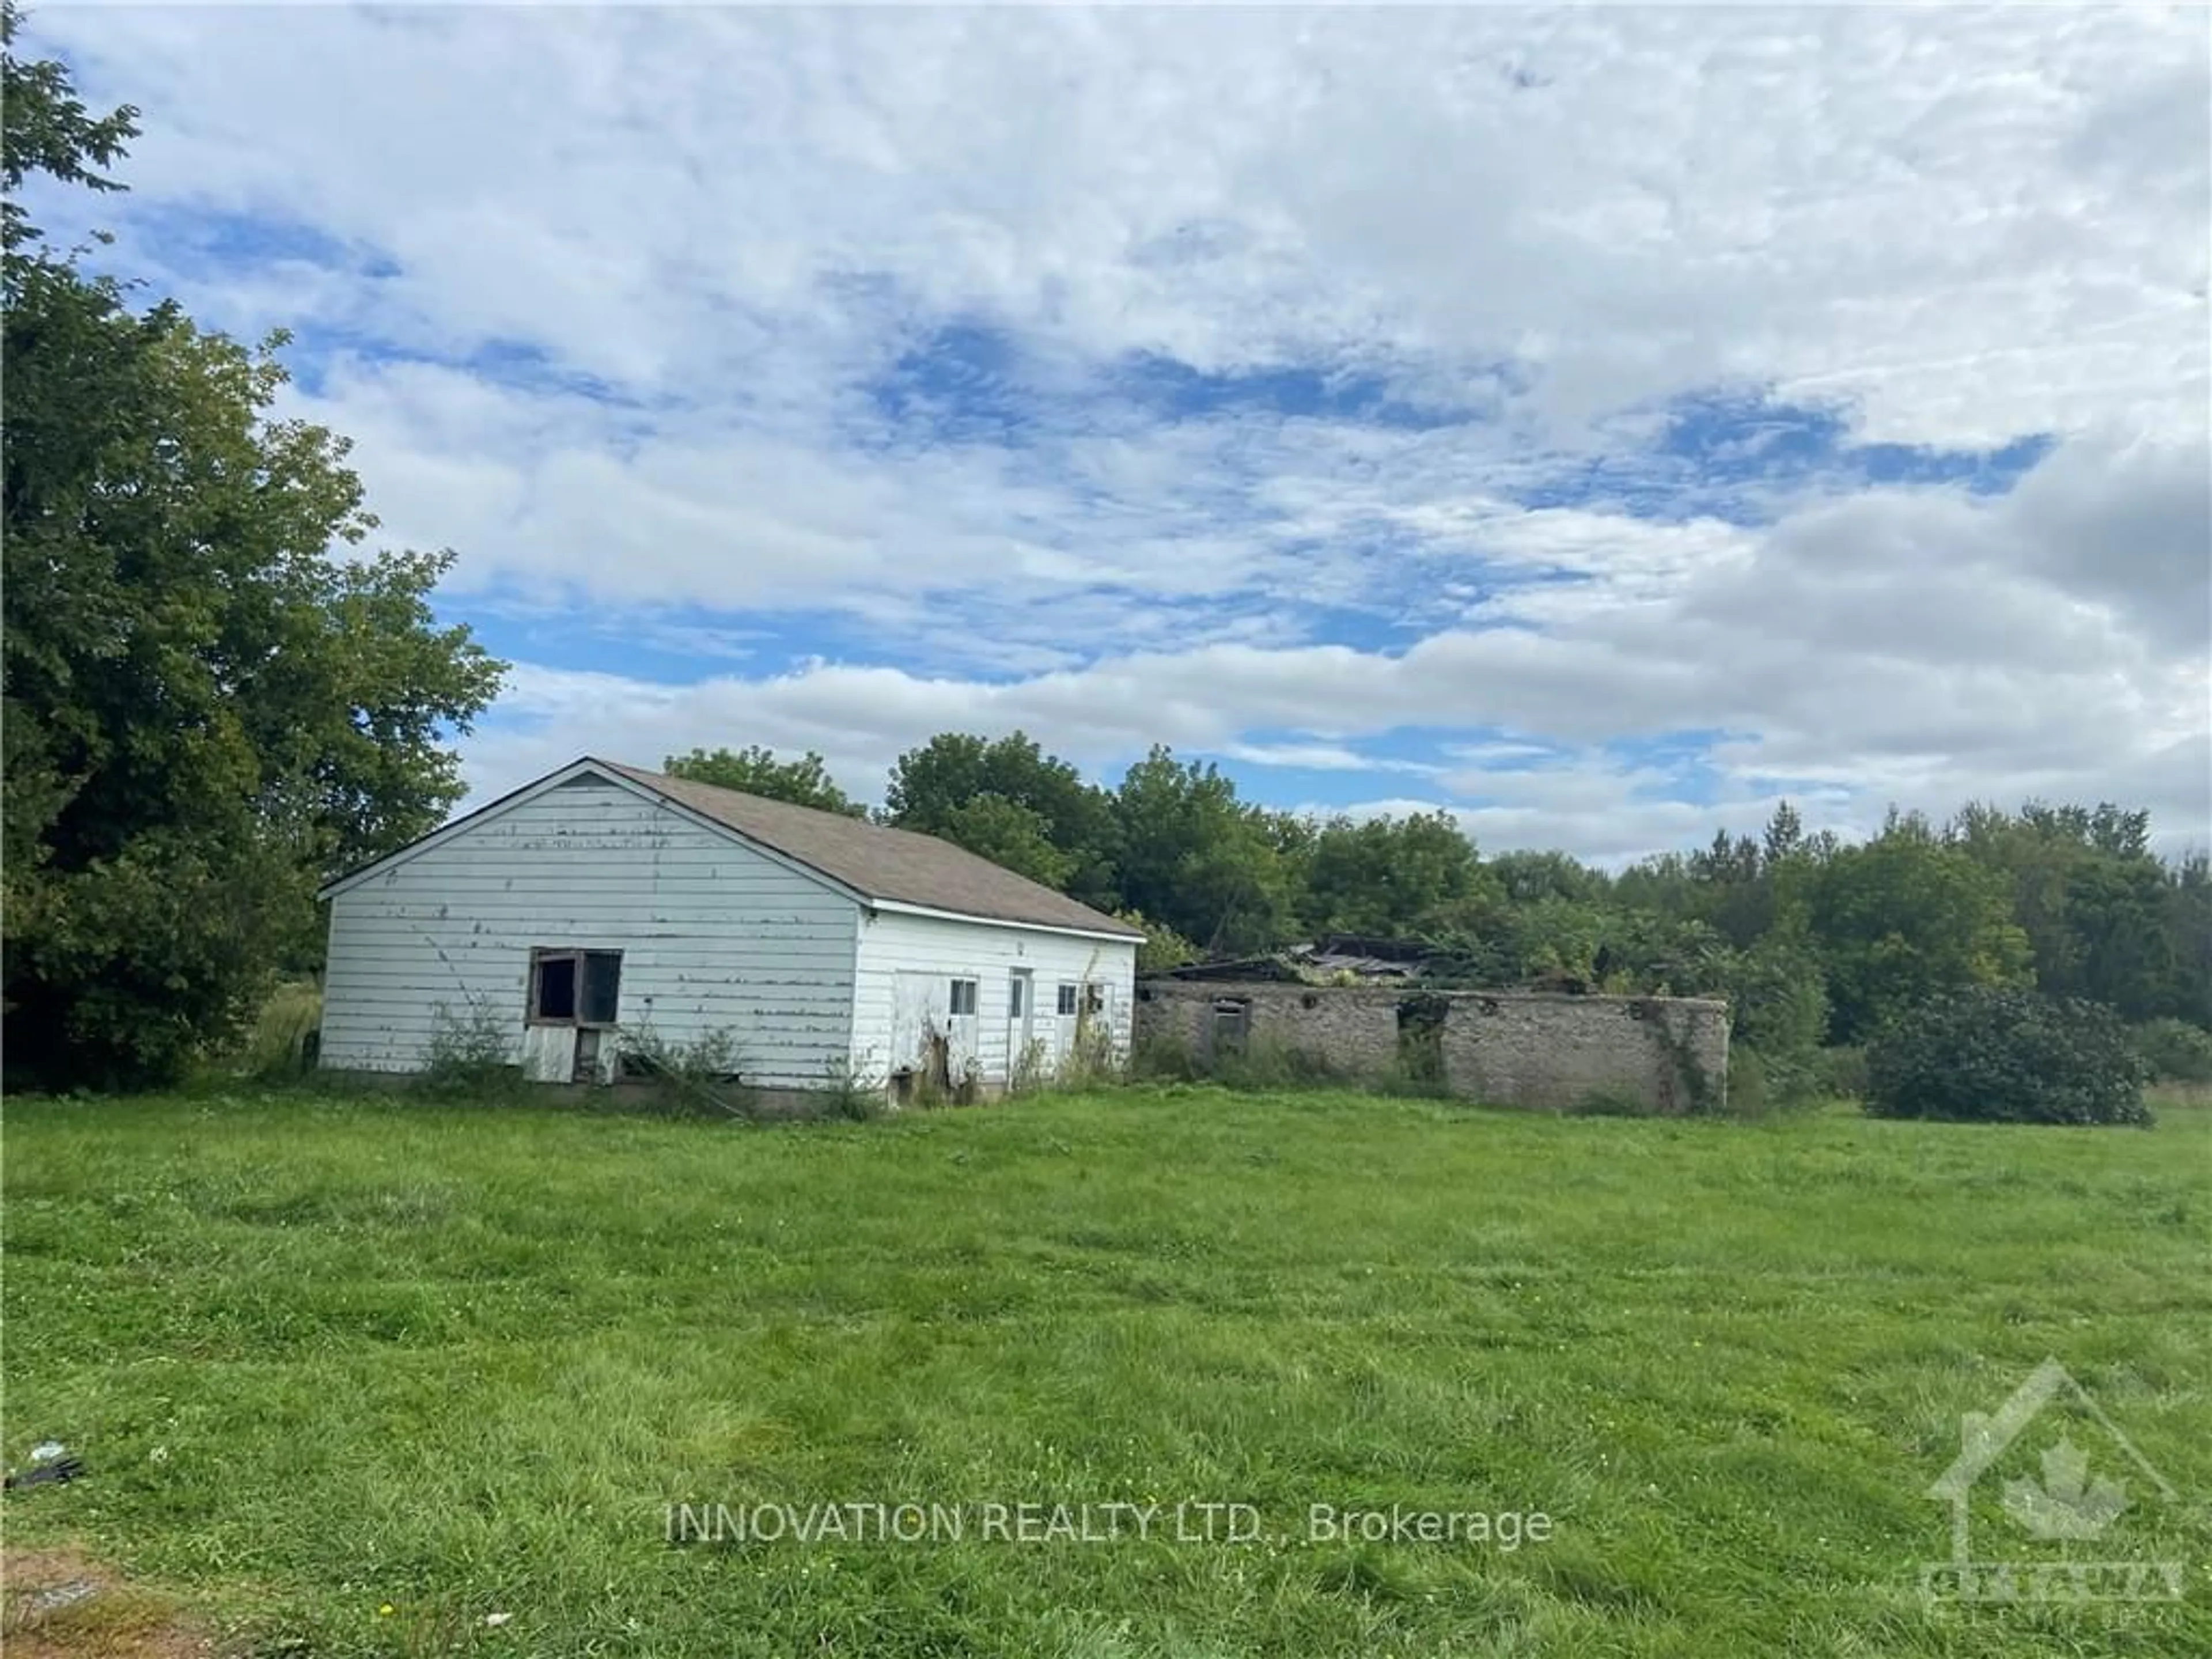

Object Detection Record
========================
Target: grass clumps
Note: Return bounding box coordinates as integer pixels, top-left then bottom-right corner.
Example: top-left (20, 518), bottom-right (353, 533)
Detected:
top-left (233, 978), bottom-right (324, 1081)
top-left (1566, 1085), bottom-right (1653, 1118)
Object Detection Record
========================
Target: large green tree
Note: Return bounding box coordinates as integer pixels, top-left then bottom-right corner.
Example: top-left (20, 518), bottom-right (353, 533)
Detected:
top-left (884, 730), bottom-right (1119, 907)
top-left (1949, 801), bottom-right (2181, 1022)
top-left (1112, 747), bottom-right (1296, 954)
top-left (1300, 810), bottom-right (1480, 938)
top-left (2, 10), bottom-right (505, 1087)
top-left (662, 745), bottom-right (862, 817)
top-left (2157, 854), bottom-right (2212, 1028)
top-left (1804, 815), bottom-right (2032, 1043)
top-left (927, 794), bottom-right (1077, 889)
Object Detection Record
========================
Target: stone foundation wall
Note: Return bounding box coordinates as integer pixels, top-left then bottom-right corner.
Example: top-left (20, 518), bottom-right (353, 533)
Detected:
top-left (1132, 980), bottom-right (1729, 1114)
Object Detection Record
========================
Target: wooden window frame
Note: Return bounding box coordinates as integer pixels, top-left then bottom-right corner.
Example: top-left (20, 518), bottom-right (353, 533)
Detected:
top-left (1056, 983), bottom-right (1080, 1017)
top-left (528, 948), bottom-right (623, 1029)
top-left (948, 978), bottom-right (979, 1017)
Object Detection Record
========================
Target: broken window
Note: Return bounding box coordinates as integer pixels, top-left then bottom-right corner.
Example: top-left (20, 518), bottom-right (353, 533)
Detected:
top-left (533, 955), bottom-right (577, 1022)
top-left (1082, 983), bottom-right (1107, 1017)
top-left (580, 953), bottom-right (622, 1025)
top-left (1056, 983), bottom-right (1080, 1016)
top-left (529, 949), bottom-right (623, 1028)
top-left (949, 978), bottom-right (979, 1016)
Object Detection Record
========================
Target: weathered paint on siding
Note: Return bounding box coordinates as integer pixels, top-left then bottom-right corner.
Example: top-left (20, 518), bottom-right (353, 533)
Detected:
top-left (319, 779), bottom-right (859, 1086)
top-left (848, 909), bottom-right (1138, 1089)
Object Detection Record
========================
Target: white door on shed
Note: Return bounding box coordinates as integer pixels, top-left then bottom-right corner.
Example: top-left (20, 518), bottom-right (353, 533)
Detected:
top-left (891, 970), bottom-right (978, 1086)
top-left (888, 971), bottom-right (941, 1078)
top-left (1046, 978), bottom-right (1081, 1062)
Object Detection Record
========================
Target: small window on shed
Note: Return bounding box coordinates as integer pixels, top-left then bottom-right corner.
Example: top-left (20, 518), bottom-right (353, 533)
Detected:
top-left (529, 948), bottom-right (622, 1028)
top-left (949, 978), bottom-right (979, 1016)
top-left (1082, 983), bottom-right (1107, 1016)
top-left (1056, 983), bottom-right (1080, 1017)
top-left (532, 953), bottom-right (577, 1022)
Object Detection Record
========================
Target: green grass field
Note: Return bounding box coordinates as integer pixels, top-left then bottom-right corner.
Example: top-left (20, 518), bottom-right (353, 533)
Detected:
top-left (3, 1087), bottom-right (2206, 1657)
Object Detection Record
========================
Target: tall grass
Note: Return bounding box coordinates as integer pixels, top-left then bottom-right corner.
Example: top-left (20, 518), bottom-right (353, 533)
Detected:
top-left (233, 979), bottom-right (323, 1081)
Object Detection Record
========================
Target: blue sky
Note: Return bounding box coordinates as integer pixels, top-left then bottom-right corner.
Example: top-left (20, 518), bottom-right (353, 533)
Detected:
top-left (28, 5), bottom-right (2210, 861)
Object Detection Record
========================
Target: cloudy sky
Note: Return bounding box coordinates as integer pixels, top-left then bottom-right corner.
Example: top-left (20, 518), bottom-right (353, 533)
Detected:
top-left (31, 3), bottom-right (2212, 861)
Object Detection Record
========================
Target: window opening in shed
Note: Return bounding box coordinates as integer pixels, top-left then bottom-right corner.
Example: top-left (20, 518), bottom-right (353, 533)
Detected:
top-left (1212, 997), bottom-right (1252, 1058)
top-left (529, 949), bottom-right (623, 1028)
top-left (1396, 993), bottom-right (1450, 1089)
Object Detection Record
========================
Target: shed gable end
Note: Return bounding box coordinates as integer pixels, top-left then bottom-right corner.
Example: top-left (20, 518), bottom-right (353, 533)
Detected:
top-left (318, 777), bottom-right (861, 1087)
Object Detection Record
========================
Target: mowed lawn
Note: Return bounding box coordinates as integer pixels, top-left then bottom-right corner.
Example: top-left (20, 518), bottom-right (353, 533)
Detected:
top-left (3, 1087), bottom-right (2207, 1658)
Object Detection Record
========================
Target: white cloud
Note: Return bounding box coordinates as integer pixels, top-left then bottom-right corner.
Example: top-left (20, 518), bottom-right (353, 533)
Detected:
top-left (39, 5), bottom-right (2205, 444)
top-left (20, 3), bottom-right (2209, 865)
top-left (460, 416), bottom-right (2210, 859)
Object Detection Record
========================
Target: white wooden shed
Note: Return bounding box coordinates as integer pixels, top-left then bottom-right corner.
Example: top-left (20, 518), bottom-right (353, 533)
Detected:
top-left (315, 757), bottom-right (1142, 1096)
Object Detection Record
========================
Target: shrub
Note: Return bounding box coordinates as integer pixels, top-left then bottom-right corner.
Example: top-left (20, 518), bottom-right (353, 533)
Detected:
top-left (1393, 993), bottom-right (1451, 1093)
top-left (1128, 1028), bottom-right (1203, 1084)
top-left (1126, 1024), bottom-right (1344, 1092)
top-left (817, 1058), bottom-right (884, 1122)
top-left (1725, 1047), bottom-right (1771, 1118)
top-left (1724, 941), bottom-right (1828, 1103)
top-left (1732, 1044), bottom-right (1820, 1109)
top-left (2131, 1018), bottom-right (2212, 1085)
top-left (1722, 1043), bottom-right (1840, 1113)
top-left (1374, 1054), bottom-right (1450, 1099)
top-left (1053, 1009), bottom-right (1119, 1090)
top-left (616, 1025), bottom-right (758, 1118)
top-left (1818, 1044), bottom-right (1870, 1101)
top-left (1213, 1035), bottom-right (1347, 1092)
top-left (1116, 908), bottom-right (1201, 975)
top-left (1865, 988), bottom-right (2151, 1126)
top-left (1008, 1039), bottom-right (1052, 1097)
top-left (415, 1002), bottom-right (527, 1100)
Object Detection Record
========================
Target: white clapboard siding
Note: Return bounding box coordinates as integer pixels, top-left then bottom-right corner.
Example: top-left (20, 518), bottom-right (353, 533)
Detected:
top-left (848, 908), bottom-right (1137, 1088)
top-left (320, 778), bottom-right (860, 1086)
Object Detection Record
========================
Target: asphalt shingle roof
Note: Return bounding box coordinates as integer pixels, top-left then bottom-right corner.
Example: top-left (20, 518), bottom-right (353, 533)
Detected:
top-left (597, 760), bottom-right (1142, 939)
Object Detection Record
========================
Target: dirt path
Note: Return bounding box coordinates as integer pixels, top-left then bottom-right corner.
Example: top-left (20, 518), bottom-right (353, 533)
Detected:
top-left (2, 1546), bottom-right (214, 1658)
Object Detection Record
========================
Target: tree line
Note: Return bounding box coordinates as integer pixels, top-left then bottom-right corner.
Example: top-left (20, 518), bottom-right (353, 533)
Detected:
top-left (671, 739), bottom-right (2212, 1093)
top-left (5, 17), bottom-right (2200, 1096)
